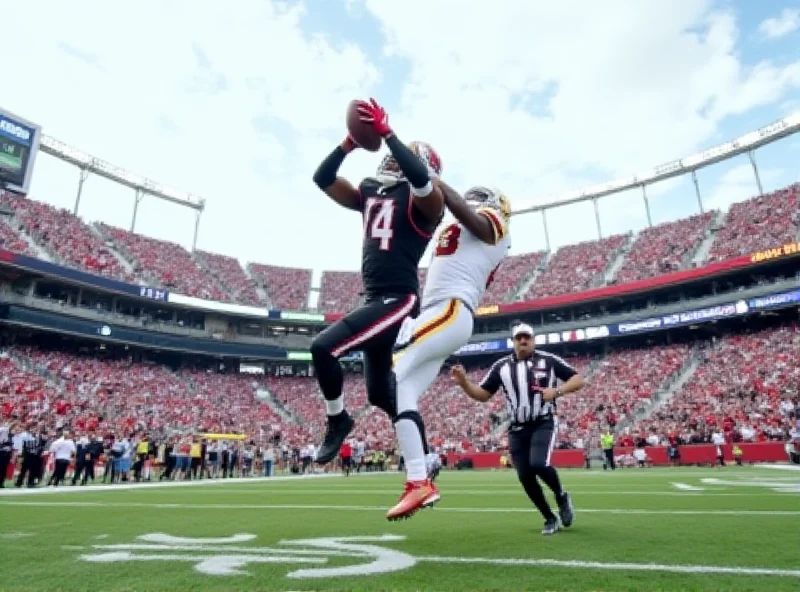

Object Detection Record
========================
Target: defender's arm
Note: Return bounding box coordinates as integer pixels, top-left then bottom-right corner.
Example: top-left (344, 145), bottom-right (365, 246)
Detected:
top-left (438, 180), bottom-right (501, 245)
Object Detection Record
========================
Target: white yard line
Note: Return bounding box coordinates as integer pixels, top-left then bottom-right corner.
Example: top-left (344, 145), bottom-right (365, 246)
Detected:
top-left (0, 472), bottom-right (384, 496)
top-left (670, 482), bottom-right (706, 491)
top-left (414, 555), bottom-right (800, 578)
top-left (2, 500), bottom-right (798, 516)
top-left (100, 488), bottom-right (793, 497)
top-left (754, 464), bottom-right (800, 472)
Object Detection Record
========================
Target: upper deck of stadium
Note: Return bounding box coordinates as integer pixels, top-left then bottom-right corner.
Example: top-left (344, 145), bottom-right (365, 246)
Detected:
top-left (1, 182), bottom-right (798, 315)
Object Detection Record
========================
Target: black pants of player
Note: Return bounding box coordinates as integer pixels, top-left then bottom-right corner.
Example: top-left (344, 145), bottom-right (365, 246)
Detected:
top-left (603, 448), bottom-right (616, 470)
top-left (77, 458), bottom-right (95, 484)
top-left (134, 454), bottom-right (147, 481)
top-left (15, 453), bottom-right (40, 488)
top-left (48, 459), bottom-right (70, 486)
top-left (310, 293), bottom-right (419, 418)
top-left (71, 459), bottom-right (85, 485)
top-left (509, 418), bottom-right (564, 521)
top-left (0, 450), bottom-right (11, 487)
top-left (161, 456), bottom-right (175, 480)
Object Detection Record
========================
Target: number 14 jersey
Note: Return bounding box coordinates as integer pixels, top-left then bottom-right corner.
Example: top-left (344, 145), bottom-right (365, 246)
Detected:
top-left (422, 208), bottom-right (511, 312)
top-left (359, 179), bottom-right (438, 297)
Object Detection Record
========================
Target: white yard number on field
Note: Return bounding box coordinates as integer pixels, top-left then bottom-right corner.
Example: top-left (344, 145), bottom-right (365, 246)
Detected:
top-left (79, 533), bottom-right (415, 578)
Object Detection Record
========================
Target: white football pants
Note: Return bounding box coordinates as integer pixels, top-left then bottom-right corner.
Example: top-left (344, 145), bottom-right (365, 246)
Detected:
top-left (393, 298), bottom-right (474, 481)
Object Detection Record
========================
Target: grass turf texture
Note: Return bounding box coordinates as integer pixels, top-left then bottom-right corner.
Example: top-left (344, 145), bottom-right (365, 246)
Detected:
top-left (1, 466), bottom-right (798, 592)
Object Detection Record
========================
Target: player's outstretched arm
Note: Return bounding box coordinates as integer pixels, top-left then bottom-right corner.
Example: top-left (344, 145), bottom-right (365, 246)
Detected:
top-left (383, 134), bottom-right (444, 222)
top-left (357, 99), bottom-right (444, 223)
top-left (312, 137), bottom-right (361, 211)
top-left (438, 180), bottom-right (498, 244)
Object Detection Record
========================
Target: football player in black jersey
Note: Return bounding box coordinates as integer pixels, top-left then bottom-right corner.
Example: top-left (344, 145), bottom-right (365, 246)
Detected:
top-left (311, 98), bottom-right (444, 464)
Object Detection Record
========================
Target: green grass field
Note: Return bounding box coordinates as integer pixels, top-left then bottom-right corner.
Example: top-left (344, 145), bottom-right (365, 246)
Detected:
top-left (1, 466), bottom-right (798, 591)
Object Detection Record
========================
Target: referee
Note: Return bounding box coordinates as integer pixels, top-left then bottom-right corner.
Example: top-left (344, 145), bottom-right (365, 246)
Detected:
top-left (451, 322), bottom-right (586, 535)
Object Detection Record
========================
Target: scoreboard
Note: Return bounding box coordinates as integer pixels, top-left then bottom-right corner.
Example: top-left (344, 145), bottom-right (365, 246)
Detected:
top-left (0, 107), bottom-right (41, 195)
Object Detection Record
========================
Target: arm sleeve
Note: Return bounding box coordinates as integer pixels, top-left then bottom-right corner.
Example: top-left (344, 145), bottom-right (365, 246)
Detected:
top-left (479, 363), bottom-right (503, 395)
top-left (312, 145), bottom-right (348, 189)
top-left (552, 355), bottom-right (578, 382)
top-left (384, 134), bottom-right (430, 190)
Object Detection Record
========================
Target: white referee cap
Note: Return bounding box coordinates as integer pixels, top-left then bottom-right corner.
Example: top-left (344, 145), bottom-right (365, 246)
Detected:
top-left (512, 323), bottom-right (534, 338)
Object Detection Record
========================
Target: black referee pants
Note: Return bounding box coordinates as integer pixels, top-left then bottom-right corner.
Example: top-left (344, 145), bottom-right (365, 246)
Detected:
top-left (15, 452), bottom-right (39, 488)
top-left (310, 293), bottom-right (419, 417)
top-left (509, 418), bottom-right (564, 521)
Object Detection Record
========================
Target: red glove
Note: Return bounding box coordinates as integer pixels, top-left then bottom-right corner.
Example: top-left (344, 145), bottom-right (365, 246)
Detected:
top-left (357, 98), bottom-right (392, 137)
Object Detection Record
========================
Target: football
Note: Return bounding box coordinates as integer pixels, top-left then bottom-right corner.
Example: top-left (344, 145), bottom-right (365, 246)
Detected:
top-left (346, 100), bottom-right (382, 152)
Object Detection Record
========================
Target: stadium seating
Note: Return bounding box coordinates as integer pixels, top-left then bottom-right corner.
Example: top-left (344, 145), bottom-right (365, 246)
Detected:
top-left (0, 216), bottom-right (33, 256)
top-left (97, 223), bottom-right (227, 300)
top-left (194, 250), bottom-right (263, 306)
top-left (613, 212), bottom-right (715, 283)
top-left (2, 319), bottom-right (798, 455)
top-left (318, 270), bottom-right (363, 314)
top-left (0, 193), bottom-right (133, 282)
top-left (483, 251), bottom-right (548, 304)
top-left (706, 186), bottom-right (800, 263)
top-left (523, 234), bottom-right (629, 300)
top-left (557, 345), bottom-right (691, 445)
top-left (247, 263), bottom-right (312, 311)
top-left (634, 323), bottom-right (800, 443)
top-left (3, 183), bottom-right (798, 316)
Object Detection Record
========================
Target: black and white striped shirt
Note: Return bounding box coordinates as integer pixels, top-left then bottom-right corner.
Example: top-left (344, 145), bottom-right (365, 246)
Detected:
top-left (480, 350), bottom-right (577, 426)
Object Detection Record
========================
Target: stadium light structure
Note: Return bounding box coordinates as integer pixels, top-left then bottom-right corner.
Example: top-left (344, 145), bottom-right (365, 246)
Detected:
top-left (38, 135), bottom-right (206, 251)
top-left (512, 112), bottom-right (800, 250)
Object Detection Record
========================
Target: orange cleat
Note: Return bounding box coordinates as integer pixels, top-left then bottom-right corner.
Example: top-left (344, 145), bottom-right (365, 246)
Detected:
top-left (386, 479), bottom-right (441, 521)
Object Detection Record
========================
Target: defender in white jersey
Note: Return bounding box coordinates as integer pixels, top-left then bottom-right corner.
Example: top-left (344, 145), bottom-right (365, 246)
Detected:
top-left (386, 182), bottom-right (511, 521)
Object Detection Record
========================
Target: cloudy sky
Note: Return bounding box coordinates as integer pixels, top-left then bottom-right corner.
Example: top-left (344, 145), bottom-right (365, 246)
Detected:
top-left (3, 0), bottom-right (800, 291)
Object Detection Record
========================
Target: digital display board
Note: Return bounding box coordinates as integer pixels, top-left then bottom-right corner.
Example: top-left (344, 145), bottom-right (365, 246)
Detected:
top-left (0, 107), bottom-right (42, 195)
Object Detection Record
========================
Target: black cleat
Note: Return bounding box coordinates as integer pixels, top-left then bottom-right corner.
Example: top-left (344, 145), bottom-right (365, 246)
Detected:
top-left (542, 517), bottom-right (560, 536)
top-left (315, 411), bottom-right (355, 465)
top-left (557, 491), bottom-right (574, 528)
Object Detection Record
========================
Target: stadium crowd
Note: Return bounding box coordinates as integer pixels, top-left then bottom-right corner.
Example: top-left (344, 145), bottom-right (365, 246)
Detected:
top-left (612, 212), bottom-right (715, 284)
top-left (523, 234), bottom-right (630, 300)
top-left (247, 263), bottom-right (312, 311)
top-left (3, 318), bottom-right (798, 486)
top-left (633, 324), bottom-right (800, 445)
top-left (706, 184), bottom-right (800, 263)
top-left (1, 184), bottom-right (799, 486)
top-left (1, 185), bottom-right (797, 312)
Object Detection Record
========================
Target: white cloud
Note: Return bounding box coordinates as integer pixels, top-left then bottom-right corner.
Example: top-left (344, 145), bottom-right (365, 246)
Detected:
top-left (1, 0), bottom-right (380, 273)
top-left (363, 1), bottom-right (800, 254)
top-left (759, 7), bottom-right (800, 39)
top-left (1, 0), bottom-right (798, 283)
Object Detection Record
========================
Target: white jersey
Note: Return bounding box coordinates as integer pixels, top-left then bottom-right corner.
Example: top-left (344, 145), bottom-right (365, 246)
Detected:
top-left (422, 208), bottom-right (510, 311)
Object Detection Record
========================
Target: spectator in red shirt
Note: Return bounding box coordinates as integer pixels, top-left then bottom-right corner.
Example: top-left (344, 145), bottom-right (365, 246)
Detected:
top-left (340, 441), bottom-right (353, 477)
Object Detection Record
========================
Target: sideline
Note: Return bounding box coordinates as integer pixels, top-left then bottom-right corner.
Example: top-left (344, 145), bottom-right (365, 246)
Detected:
top-left (0, 471), bottom-right (387, 497)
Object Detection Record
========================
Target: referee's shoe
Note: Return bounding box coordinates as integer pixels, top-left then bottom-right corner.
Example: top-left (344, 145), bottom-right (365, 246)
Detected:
top-left (557, 491), bottom-right (575, 527)
top-left (542, 518), bottom-right (560, 535)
